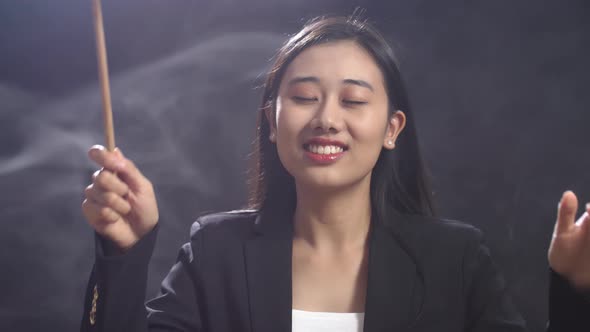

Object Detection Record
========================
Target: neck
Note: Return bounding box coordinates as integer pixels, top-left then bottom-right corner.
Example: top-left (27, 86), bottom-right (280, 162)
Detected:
top-left (293, 178), bottom-right (372, 252)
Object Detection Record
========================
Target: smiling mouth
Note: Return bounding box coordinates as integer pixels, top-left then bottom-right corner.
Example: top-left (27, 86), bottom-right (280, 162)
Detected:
top-left (303, 144), bottom-right (348, 154)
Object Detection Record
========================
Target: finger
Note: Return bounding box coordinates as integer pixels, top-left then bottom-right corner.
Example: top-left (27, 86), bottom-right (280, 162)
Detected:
top-left (555, 190), bottom-right (578, 235)
top-left (575, 210), bottom-right (589, 227)
top-left (82, 198), bottom-right (123, 228)
top-left (88, 145), bottom-right (147, 192)
top-left (114, 156), bottom-right (149, 192)
top-left (92, 169), bottom-right (129, 197)
top-left (84, 184), bottom-right (131, 216)
top-left (88, 145), bottom-right (124, 172)
top-left (572, 212), bottom-right (590, 249)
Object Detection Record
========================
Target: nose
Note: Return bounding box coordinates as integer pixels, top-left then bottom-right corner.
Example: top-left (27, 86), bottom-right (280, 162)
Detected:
top-left (310, 96), bottom-right (343, 133)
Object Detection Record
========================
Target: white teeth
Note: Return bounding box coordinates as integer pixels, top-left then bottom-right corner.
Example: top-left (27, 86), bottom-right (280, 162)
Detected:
top-left (306, 145), bottom-right (344, 154)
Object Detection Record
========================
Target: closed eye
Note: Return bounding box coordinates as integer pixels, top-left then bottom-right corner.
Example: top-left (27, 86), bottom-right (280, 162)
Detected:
top-left (343, 100), bottom-right (367, 105)
top-left (292, 96), bottom-right (318, 103)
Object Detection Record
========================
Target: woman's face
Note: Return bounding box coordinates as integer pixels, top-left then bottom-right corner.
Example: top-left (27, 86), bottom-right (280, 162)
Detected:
top-left (269, 40), bottom-right (406, 191)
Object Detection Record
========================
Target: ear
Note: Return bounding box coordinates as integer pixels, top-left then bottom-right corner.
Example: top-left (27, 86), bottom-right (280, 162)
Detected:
top-left (264, 104), bottom-right (277, 143)
top-left (383, 110), bottom-right (406, 150)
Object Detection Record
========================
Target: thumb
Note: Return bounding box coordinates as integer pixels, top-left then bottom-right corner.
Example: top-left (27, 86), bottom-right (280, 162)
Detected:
top-left (555, 190), bottom-right (578, 235)
top-left (107, 147), bottom-right (146, 192)
top-left (114, 152), bottom-right (149, 193)
top-left (114, 147), bottom-right (124, 158)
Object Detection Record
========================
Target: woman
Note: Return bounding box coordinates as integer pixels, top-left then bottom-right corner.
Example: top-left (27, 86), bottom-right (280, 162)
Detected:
top-left (80, 16), bottom-right (590, 331)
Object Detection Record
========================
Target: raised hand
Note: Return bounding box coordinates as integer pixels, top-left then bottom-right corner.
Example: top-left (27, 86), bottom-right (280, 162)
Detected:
top-left (82, 145), bottom-right (159, 252)
top-left (548, 190), bottom-right (590, 290)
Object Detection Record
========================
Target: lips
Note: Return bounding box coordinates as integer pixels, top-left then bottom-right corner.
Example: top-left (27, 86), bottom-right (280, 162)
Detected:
top-left (302, 137), bottom-right (348, 164)
top-left (303, 137), bottom-right (348, 150)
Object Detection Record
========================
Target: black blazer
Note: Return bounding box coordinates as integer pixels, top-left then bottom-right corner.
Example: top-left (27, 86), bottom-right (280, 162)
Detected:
top-left (80, 210), bottom-right (590, 332)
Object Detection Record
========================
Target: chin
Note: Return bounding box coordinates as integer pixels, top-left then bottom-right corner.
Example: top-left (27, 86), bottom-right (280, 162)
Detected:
top-left (294, 170), bottom-right (367, 192)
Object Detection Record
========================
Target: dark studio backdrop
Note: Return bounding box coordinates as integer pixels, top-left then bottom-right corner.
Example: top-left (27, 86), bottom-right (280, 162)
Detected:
top-left (0, 0), bottom-right (588, 331)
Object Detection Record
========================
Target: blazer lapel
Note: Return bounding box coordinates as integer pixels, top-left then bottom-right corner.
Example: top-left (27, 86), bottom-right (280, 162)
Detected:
top-left (243, 210), bottom-right (424, 332)
top-left (244, 211), bottom-right (293, 332)
top-left (364, 217), bottom-right (424, 332)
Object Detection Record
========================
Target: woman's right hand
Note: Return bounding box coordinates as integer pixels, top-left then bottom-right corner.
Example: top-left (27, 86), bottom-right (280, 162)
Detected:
top-left (82, 145), bottom-right (159, 252)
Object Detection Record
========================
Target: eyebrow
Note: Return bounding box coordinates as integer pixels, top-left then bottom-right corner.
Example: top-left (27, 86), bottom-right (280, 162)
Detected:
top-left (287, 76), bottom-right (320, 86)
top-left (287, 76), bottom-right (374, 92)
top-left (343, 79), bottom-right (374, 92)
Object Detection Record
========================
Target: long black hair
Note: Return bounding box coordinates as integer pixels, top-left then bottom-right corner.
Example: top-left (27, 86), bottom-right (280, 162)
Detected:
top-left (247, 15), bottom-right (436, 224)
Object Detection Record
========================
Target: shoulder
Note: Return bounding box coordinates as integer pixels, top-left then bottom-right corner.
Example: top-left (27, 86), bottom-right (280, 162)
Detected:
top-left (399, 213), bottom-right (483, 238)
top-left (390, 215), bottom-right (500, 292)
top-left (393, 214), bottom-right (486, 258)
top-left (189, 209), bottom-right (260, 240)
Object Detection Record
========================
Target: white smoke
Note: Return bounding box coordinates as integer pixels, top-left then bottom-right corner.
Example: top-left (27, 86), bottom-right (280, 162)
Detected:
top-left (0, 31), bottom-right (284, 330)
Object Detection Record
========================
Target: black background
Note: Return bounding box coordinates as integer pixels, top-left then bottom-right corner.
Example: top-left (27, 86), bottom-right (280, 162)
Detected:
top-left (0, 0), bottom-right (588, 330)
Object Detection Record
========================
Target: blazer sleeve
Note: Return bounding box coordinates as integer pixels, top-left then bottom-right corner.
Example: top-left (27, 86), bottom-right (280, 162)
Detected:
top-left (462, 229), bottom-right (590, 332)
top-left (462, 229), bottom-right (527, 332)
top-left (546, 268), bottom-right (590, 331)
top-left (80, 222), bottom-right (204, 332)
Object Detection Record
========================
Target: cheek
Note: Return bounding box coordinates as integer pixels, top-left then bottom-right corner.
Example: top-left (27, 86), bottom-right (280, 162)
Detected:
top-left (350, 116), bottom-right (387, 147)
top-left (347, 118), bottom-right (389, 168)
top-left (274, 105), bottom-right (307, 164)
top-left (275, 103), bottom-right (309, 138)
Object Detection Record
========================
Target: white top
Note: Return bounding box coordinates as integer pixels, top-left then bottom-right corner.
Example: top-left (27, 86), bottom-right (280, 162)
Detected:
top-left (292, 309), bottom-right (365, 332)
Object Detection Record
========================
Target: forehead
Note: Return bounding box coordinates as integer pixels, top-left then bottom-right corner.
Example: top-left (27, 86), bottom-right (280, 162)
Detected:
top-left (281, 40), bottom-right (385, 89)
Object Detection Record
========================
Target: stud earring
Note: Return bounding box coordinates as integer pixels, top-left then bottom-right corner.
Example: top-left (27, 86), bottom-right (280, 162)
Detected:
top-left (269, 132), bottom-right (276, 142)
top-left (388, 139), bottom-right (393, 145)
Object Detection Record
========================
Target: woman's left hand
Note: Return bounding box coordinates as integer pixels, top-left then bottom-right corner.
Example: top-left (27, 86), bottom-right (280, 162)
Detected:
top-left (548, 190), bottom-right (590, 291)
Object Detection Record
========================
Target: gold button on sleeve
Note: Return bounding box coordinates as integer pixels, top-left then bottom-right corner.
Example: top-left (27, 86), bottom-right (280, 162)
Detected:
top-left (90, 284), bottom-right (98, 325)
